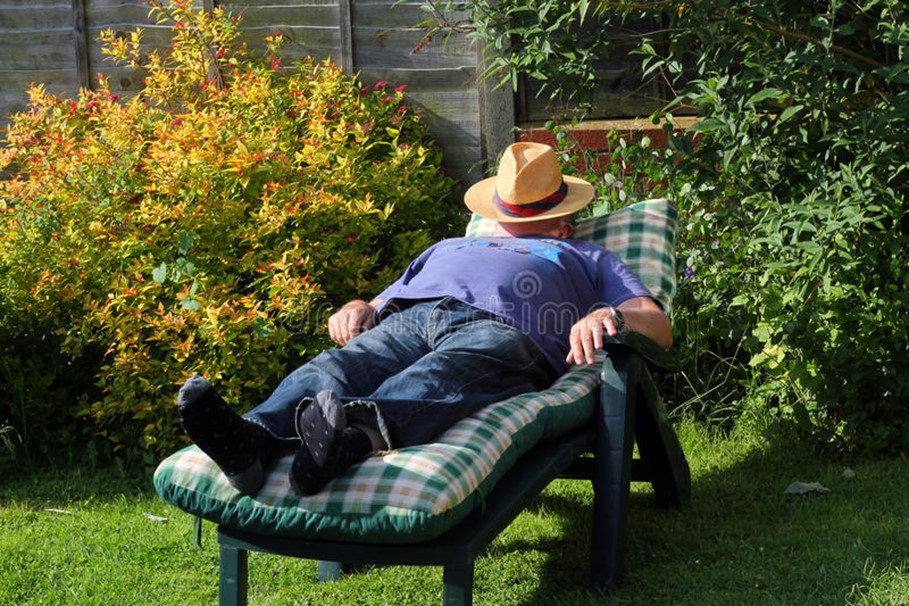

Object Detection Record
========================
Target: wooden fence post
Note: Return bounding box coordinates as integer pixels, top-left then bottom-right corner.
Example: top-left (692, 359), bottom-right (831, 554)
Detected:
top-left (72, 0), bottom-right (90, 89)
top-left (338, 0), bottom-right (354, 73)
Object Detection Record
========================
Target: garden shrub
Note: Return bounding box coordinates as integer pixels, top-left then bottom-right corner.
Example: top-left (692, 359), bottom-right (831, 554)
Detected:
top-left (436, 0), bottom-right (909, 454)
top-left (0, 0), bottom-right (460, 462)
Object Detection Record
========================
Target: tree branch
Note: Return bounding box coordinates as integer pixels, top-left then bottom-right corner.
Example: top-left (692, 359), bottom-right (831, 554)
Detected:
top-left (750, 19), bottom-right (885, 69)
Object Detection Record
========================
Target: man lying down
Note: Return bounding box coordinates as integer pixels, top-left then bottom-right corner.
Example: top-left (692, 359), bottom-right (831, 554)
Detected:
top-left (176, 142), bottom-right (673, 496)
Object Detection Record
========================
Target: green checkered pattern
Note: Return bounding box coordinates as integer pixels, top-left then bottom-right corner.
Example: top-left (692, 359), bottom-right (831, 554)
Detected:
top-left (154, 198), bottom-right (679, 543)
top-left (154, 362), bottom-right (600, 543)
top-left (466, 198), bottom-right (678, 311)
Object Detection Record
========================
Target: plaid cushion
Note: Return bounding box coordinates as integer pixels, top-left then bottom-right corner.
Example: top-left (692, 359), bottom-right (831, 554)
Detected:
top-left (154, 362), bottom-right (600, 543)
top-left (465, 198), bottom-right (678, 312)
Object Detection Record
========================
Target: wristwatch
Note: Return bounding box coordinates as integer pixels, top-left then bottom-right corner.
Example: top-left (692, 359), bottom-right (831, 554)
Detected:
top-left (610, 306), bottom-right (629, 336)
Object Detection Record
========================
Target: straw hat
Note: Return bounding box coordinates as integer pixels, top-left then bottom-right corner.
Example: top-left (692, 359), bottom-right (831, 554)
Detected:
top-left (464, 142), bottom-right (595, 223)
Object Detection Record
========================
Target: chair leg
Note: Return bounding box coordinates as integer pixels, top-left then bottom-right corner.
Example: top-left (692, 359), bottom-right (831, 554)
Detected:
top-left (442, 561), bottom-right (474, 606)
top-left (588, 347), bottom-right (639, 591)
top-left (317, 560), bottom-right (343, 582)
top-left (635, 370), bottom-right (691, 509)
top-left (219, 543), bottom-right (249, 606)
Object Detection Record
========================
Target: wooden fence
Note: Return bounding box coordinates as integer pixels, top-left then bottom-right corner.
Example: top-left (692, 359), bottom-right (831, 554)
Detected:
top-left (0, 0), bottom-right (513, 183)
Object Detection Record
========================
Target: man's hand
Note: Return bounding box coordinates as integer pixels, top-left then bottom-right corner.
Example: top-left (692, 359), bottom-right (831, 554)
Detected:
top-left (566, 296), bottom-right (672, 365)
top-left (566, 306), bottom-right (625, 366)
top-left (328, 299), bottom-right (378, 346)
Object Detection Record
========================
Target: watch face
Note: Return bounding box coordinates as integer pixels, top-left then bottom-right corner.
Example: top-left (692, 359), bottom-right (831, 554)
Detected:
top-left (612, 308), bottom-right (628, 335)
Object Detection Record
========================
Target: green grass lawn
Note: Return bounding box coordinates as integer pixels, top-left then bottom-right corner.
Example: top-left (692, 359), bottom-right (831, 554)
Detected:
top-left (1, 421), bottom-right (907, 605)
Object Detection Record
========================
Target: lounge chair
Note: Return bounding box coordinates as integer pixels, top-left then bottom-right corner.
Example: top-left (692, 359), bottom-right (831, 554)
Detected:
top-left (153, 198), bottom-right (691, 605)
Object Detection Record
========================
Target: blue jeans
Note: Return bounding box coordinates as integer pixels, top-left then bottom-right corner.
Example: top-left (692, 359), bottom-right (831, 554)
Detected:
top-left (245, 297), bottom-right (554, 447)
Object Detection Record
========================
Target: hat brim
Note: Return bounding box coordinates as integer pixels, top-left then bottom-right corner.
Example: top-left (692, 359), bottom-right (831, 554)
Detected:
top-left (463, 175), bottom-right (596, 223)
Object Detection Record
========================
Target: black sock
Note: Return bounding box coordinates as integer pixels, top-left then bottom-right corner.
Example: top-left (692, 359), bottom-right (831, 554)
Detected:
top-left (177, 374), bottom-right (285, 494)
top-left (291, 426), bottom-right (373, 496)
top-left (289, 390), bottom-right (346, 495)
top-left (331, 427), bottom-right (374, 475)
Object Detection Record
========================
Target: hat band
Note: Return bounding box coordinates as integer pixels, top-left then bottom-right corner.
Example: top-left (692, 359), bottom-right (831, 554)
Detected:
top-left (493, 181), bottom-right (568, 218)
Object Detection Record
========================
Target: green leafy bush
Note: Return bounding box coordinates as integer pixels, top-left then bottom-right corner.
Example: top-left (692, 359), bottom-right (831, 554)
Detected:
top-left (445, 0), bottom-right (909, 454)
top-left (0, 0), bottom-right (460, 461)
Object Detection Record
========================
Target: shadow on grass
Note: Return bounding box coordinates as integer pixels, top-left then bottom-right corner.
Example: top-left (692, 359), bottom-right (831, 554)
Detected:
top-left (0, 462), bottom-right (154, 505)
top-left (489, 430), bottom-right (909, 605)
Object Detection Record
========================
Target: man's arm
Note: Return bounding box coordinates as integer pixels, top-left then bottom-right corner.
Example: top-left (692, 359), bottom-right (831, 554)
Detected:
top-left (328, 298), bottom-right (383, 346)
top-left (566, 296), bottom-right (672, 366)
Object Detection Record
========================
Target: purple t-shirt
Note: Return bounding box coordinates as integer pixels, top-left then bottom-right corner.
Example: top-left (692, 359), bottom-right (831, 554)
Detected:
top-left (375, 236), bottom-right (654, 374)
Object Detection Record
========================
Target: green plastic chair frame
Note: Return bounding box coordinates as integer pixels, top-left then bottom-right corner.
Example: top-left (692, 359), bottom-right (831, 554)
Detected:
top-left (214, 333), bottom-right (691, 606)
